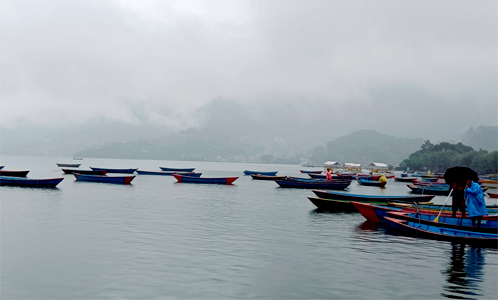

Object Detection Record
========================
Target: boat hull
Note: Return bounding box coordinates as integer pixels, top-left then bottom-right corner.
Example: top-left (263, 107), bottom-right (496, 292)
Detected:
top-left (384, 217), bottom-right (498, 248)
top-left (56, 163), bottom-right (81, 168)
top-left (357, 178), bottom-right (387, 187)
top-left (0, 170), bottom-right (30, 177)
top-left (159, 167), bottom-right (196, 172)
top-left (275, 179), bottom-right (350, 189)
top-left (312, 190), bottom-right (435, 203)
top-left (0, 176), bottom-right (64, 188)
top-left (250, 174), bottom-right (288, 180)
top-left (387, 211), bottom-right (498, 234)
top-left (74, 174), bottom-right (135, 184)
top-left (308, 197), bottom-right (387, 212)
top-left (173, 174), bottom-right (238, 185)
top-left (244, 170), bottom-right (278, 176)
top-left (89, 167), bottom-right (138, 174)
top-left (62, 169), bottom-right (108, 175)
top-left (136, 170), bottom-right (202, 177)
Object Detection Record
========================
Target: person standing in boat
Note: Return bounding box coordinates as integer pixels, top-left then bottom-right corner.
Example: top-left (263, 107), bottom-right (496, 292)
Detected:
top-left (451, 181), bottom-right (466, 218)
top-left (464, 179), bottom-right (488, 227)
top-left (326, 168), bottom-right (333, 181)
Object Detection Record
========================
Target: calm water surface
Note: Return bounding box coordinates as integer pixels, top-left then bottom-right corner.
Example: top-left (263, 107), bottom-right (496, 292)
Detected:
top-left (1, 155), bottom-right (498, 299)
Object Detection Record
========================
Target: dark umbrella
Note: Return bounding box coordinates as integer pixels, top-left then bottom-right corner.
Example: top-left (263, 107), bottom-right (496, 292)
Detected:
top-left (443, 166), bottom-right (479, 185)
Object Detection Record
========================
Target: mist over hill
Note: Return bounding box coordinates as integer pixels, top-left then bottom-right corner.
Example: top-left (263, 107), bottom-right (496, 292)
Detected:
top-left (1, 99), bottom-right (497, 166)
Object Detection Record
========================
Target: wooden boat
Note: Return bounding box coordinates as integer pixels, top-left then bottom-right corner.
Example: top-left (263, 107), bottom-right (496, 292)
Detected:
top-left (74, 173), bottom-right (135, 184)
top-left (299, 170), bottom-right (323, 174)
top-left (311, 190), bottom-right (435, 203)
top-left (73, 157), bottom-right (83, 160)
top-left (386, 211), bottom-right (498, 234)
top-left (408, 184), bottom-right (489, 195)
top-left (56, 163), bottom-right (81, 168)
top-left (356, 174), bottom-right (382, 181)
top-left (0, 166), bottom-right (4, 170)
top-left (250, 174), bottom-right (288, 180)
top-left (275, 178), bottom-right (350, 189)
top-left (487, 192), bottom-right (498, 198)
top-left (243, 170), bottom-right (279, 176)
top-left (0, 170), bottom-right (29, 177)
top-left (352, 201), bottom-right (498, 224)
top-left (62, 168), bottom-right (108, 175)
top-left (159, 167), bottom-right (196, 172)
top-left (407, 184), bottom-right (450, 195)
top-left (357, 178), bottom-right (387, 187)
top-left (413, 180), bottom-right (449, 186)
top-left (309, 173), bottom-right (353, 180)
top-left (308, 197), bottom-right (387, 212)
top-left (0, 176), bottom-right (64, 188)
top-left (393, 176), bottom-right (416, 182)
top-left (383, 216), bottom-right (498, 248)
top-left (136, 170), bottom-right (202, 177)
top-left (173, 174), bottom-right (238, 185)
top-left (388, 202), bottom-right (498, 214)
top-left (89, 167), bottom-right (138, 174)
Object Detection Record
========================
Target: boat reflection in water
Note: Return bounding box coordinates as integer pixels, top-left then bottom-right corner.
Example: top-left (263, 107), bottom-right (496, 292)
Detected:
top-left (441, 243), bottom-right (486, 299)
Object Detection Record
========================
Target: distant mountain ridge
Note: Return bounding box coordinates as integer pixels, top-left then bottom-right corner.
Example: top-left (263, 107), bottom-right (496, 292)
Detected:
top-left (308, 130), bottom-right (424, 166)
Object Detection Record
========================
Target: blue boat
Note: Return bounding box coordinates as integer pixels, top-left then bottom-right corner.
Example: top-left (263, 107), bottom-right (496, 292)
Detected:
top-left (74, 173), bottom-right (136, 184)
top-left (387, 211), bottom-right (498, 234)
top-left (62, 168), bottom-right (108, 175)
top-left (407, 184), bottom-right (450, 195)
top-left (0, 170), bottom-right (30, 177)
top-left (0, 176), bottom-right (64, 188)
top-left (308, 197), bottom-right (388, 212)
top-left (312, 190), bottom-right (435, 203)
top-left (89, 167), bottom-right (138, 174)
top-left (384, 216), bottom-right (498, 248)
top-left (243, 170), bottom-right (279, 176)
top-left (275, 178), bottom-right (350, 189)
top-left (136, 170), bottom-right (202, 177)
top-left (159, 167), bottom-right (196, 172)
top-left (357, 178), bottom-right (387, 187)
top-left (173, 174), bottom-right (238, 185)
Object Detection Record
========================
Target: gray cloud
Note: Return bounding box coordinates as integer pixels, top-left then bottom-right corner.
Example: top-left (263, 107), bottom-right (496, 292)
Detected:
top-left (1, 0), bottom-right (497, 142)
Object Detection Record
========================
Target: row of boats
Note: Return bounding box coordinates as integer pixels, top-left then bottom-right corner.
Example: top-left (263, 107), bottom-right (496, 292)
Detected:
top-left (305, 189), bottom-right (498, 248)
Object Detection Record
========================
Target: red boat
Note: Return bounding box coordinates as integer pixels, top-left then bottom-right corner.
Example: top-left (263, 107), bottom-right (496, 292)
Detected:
top-left (487, 192), bottom-right (498, 198)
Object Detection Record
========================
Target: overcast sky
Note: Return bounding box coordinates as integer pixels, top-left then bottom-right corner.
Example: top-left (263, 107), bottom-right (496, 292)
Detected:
top-left (1, 0), bottom-right (497, 141)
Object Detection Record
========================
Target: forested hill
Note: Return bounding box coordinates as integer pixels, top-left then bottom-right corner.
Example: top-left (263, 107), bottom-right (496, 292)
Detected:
top-left (308, 130), bottom-right (424, 166)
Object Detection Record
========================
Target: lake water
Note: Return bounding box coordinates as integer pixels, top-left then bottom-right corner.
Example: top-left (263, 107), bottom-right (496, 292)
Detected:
top-left (1, 155), bottom-right (498, 299)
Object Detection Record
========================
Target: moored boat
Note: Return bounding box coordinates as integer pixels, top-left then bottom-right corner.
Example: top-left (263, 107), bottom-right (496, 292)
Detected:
top-left (250, 174), bottom-right (288, 180)
top-left (243, 170), bottom-right (279, 176)
top-left (0, 166), bottom-right (4, 170)
top-left (275, 178), bottom-right (350, 189)
top-left (487, 192), bottom-right (498, 198)
top-left (56, 163), bottom-right (81, 168)
top-left (62, 168), bottom-right (108, 175)
top-left (0, 170), bottom-right (30, 177)
top-left (159, 167), bottom-right (196, 172)
top-left (74, 174), bottom-right (135, 184)
top-left (309, 173), bottom-right (353, 180)
top-left (386, 211), bottom-right (498, 234)
top-left (89, 167), bottom-right (138, 174)
top-left (407, 184), bottom-right (450, 195)
top-left (299, 170), bottom-right (323, 174)
top-left (136, 170), bottom-right (202, 177)
top-left (383, 216), bottom-right (498, 248)
top-left (0, 176), bottom-right (64, 188)
top-left (307, 197), bottom-right (387, 212)
top-left (312, 190), bottom-right (435, 203)
top-left (393, 176), bottom-right (417, 182)
top-left (357, 178), bottom-right (387, 187)
top-left (173, 174), bottom-right (238, 185)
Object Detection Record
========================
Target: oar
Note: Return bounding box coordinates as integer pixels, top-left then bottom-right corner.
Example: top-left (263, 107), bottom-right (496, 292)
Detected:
top-left (433, 188), bottom-right (454, 222)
